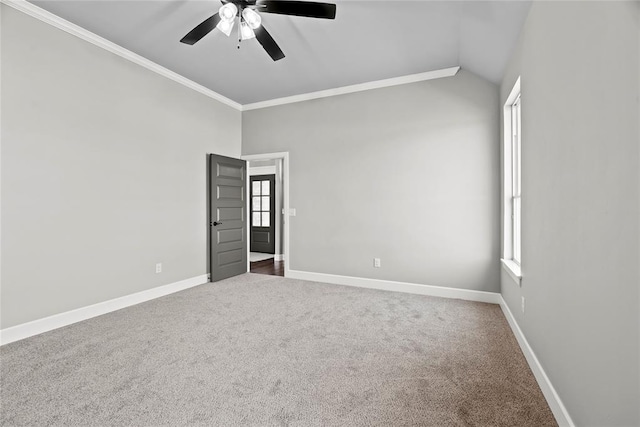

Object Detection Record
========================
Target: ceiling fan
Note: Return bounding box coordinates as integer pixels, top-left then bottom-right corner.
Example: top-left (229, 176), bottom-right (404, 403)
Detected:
top-left (180, 0), bottom-right (337, 61)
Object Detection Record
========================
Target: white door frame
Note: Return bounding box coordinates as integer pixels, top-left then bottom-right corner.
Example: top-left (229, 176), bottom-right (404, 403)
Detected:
top-left (247, 165), bottom-right (279, 258)
top-left (241, 152), bottom-right (290, 277)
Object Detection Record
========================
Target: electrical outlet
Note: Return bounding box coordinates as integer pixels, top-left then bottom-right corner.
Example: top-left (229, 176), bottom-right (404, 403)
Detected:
top-left (156, 263), bottom-right (162, 274)
top-left (521, 296), bottom-right (525, 313)
top-left (374, 258), bottom-right (381, 268)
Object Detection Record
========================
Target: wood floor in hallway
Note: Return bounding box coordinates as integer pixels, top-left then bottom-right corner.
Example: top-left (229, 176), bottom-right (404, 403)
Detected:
top-left (250, 258), bottom-right (284, 276)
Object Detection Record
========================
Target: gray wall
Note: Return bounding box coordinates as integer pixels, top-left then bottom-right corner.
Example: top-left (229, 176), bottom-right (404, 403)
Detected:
top-left (500, 2), bottom-right (639, 425)
top-left (243, 70), bottom-right (500, 292)
top-left (1, 5), bottom-right (241, 328)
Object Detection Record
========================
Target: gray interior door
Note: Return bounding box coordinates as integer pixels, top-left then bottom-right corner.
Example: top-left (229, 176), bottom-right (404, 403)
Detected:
top-left (209, 154), bottom-right (247, 282)
top-left (250, 174), bottom-right (276, 254)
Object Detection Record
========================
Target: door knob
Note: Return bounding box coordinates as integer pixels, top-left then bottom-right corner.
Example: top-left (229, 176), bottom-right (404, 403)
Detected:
top-left (212, 221), bottom-right (223, 226)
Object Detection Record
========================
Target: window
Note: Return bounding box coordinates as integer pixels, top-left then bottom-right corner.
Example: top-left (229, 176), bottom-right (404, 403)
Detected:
top-left (511, 94), bottom-right (521, 265)
top-left (502, 77), bottom-right (522, 283)
top-left (251, 179), bottom-right (271, 227)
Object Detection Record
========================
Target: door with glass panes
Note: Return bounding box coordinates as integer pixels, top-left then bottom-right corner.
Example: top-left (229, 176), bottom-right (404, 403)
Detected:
top-left (250, 175), bottom-right (275, 253)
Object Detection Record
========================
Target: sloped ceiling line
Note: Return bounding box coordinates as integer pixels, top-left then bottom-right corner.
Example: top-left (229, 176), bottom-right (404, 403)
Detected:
top-left (1, 0), bottom-right (243, 110)
top-left (3, 0), bottom-right (464, 111)
top-left (3, 0), bottom-right (530, 108)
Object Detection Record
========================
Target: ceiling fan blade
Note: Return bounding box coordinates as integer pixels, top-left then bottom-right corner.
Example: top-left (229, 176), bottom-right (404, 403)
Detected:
top-left (254, 26), bottom-right (285, 61)
top-left (257, 1), bottom-right (336, 19)
top-left (180, 13), bottom-right (221, 45)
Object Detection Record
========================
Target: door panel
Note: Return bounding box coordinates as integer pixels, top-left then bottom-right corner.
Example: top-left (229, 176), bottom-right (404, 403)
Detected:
top-left (217, 185), bottom-right (242, 199)
top-left (250, 174), bottom-right (276, 254)
top-left (217, 229), bottom-right (244, 244)
top-left (218, 207), bottom-right (243, 221)
top-left (253, 231), bottom-right (270, 243)
top-left (218, 249), bottom-right (243, 266)
top-left (210, 154), bottom-right (247, 282)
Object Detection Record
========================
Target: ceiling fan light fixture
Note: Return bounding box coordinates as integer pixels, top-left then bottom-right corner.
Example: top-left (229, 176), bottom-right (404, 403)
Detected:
top-left (242, 8), bottom-right (262, 29)
top-left (218, 3), bottom-right (238, 22)
top-left (180, 0), bottom-right (337, 61)
top-left (240, 20), bottom-right (256, 40)
top-left (216, 19), bottom-right (234, 37)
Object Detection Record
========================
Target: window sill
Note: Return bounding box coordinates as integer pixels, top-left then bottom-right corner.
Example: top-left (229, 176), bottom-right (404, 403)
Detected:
top-left (501, 259), bottom-right (522, 286)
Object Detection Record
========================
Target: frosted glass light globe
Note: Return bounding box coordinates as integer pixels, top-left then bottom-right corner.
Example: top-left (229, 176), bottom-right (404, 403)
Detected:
top-left (219, 3), bottom-right (238, 22)
top-left (216, 19), bottom-right (234, 36)
top-left (240, 21), bottom-right (256, 40)
top-left (242, 8), bottom-right (262, 30)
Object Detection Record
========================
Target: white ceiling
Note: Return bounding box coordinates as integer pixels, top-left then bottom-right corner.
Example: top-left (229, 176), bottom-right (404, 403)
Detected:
top-left (30, 0), bottom-right (531, 105)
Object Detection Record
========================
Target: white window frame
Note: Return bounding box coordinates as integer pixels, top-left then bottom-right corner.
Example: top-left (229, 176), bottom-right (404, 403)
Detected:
top-left (511, 94), bottom-right (521, 265)
top-left (501, 77), bottom-right (522, 284)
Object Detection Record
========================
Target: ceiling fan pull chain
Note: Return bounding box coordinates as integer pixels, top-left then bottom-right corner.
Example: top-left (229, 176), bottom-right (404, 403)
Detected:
top-left (237, 10), bottom-right (242, 49)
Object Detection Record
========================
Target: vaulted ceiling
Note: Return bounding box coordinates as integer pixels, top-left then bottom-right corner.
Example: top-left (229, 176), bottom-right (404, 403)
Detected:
top-left (31, 0), bottom-right (531, 105)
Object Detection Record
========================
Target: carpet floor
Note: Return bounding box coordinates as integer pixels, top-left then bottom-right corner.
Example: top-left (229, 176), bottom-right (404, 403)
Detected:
top-left (0, 274), bottom-right (557, 426)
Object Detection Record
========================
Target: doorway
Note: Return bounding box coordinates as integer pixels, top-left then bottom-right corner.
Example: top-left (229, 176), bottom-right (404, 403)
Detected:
top-left (244, 154), bottom-right (289, 277)
top-left (250, 174), bottom-right (276, 254)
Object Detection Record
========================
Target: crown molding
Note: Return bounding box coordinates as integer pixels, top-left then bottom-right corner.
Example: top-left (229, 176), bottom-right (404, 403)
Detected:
top-left (3, 0), bottom-right (461, 112)
top-left (242, 66), bottom-right (461, 111)
top-left (1, 0), bottom-right (243, 111)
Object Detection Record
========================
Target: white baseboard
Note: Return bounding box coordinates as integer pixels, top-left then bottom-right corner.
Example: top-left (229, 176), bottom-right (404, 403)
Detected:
top-left (285, 270), bottom-right (570, 425)
top-left (0, 274), bottom-right (209, 346)
top-left (286, 269), bottom-right (501, 304)
top-left (0, 269), bottom-right (572, 427)
top-left (275, 254), bottom-right (285, 262)
top-left (499, 297), bottom-right (575, 427)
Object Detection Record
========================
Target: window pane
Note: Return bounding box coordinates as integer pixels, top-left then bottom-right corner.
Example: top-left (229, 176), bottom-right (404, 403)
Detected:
top-left (252, 212), bottom-right (261, 227)
top-left (512, 96), bottom-right (522, 198)
top-left (261, 196), bottom-right (270, 212)
top-left (252, 181), bottom-right (261, 196)
top-left (261, 212), bottom-right (270, 227)
top-left (252, 197), bottom-right (261, 212)
top-left (516, 101), bottom-right (521, 196)
top-left (261, 180), bottom-right (270, 196)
